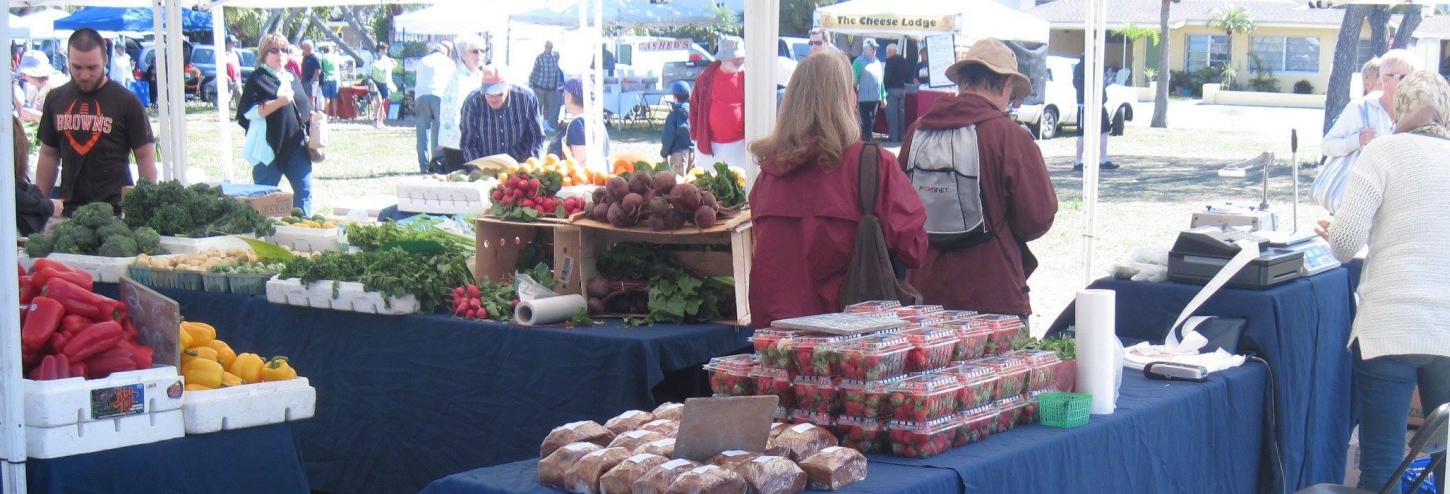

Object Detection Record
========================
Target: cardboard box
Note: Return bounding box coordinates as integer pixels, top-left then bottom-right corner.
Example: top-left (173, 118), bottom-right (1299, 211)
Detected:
top-left (244, 193), bottom-right (294, 217)
top-left (474, 218), bottom-right (583, 295)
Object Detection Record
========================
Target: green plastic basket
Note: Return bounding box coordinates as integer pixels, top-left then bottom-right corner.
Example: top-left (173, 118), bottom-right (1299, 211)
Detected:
top-left (228, 273), bottom-right (275, 296)
top-left (201, 272), bottom-right (230, 293)
top-left (173, 271), bottom-right (204, 291)
top-left (147, 269), bottom-right (178, 289)
top-left (126, 265), bottom-right (153, 285)
top-left (1038, 392), bottom-right (1091, 429)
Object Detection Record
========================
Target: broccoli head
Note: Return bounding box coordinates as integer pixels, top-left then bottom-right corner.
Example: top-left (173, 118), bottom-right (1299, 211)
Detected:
top-left (133, 226), bottom-right (161, 251)
top-left (64, 225), bottom-right (99, 252)
top-left (71, 202), bottom-right (116, 228)
top-left (96, 221), bottom-right (134, 242)
top-left (24, 233), bottom-right (53, 258)
top-left (51, 234), bottom-right (80, 254)
top-left (97, 236), bottom-right (139, 257)
top-left (147, 205), bottom-right (193, 236)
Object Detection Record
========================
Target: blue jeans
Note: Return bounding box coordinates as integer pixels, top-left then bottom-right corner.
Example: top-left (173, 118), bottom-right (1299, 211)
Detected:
top-left (886, 88), bottom-right (906, 142)
top-left (415, 95), bottom-right (442, 172)
top-left (1354, 349), bottom-right (1450, 490)
top-left (253, 149), bottom-right (313, 217)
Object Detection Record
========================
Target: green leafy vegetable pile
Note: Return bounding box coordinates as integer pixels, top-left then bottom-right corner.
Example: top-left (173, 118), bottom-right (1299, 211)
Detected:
top-left (345, 221), bottom-right (475, 256)
top-left (25, 203), bottom-right (162, 258)
top-left (692, 162), bottom-right (747, 209)
top-left (121, 179), bottom-right (275, 237)
top-left (1013, 336), bottom-right (1077, 360)
top-left (595, 242), bottom-right (734, 325)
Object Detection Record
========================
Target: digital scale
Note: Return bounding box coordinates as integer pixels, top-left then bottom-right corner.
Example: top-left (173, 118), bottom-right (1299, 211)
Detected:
top-left (1260, 231), bottom-right (1341, 277)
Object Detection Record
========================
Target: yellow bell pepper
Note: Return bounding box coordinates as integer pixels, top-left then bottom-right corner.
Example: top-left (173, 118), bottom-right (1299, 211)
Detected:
top-left (206, 340), bottom-right (237, 368)
top-left (184, 346), bottom-right (219, 363)
top-left (183, 358), bottom-right (224, 389)
top-left (221, 372), bottom-right (243, 387)
top-left (184, 383), bottom-right (213, 391)
top-left (230, 353), bottom-right (264, 383)
top-left (181, 321), bottom-right (216, 348)
top-left (178, 325), bottom-right (193, 349)
top-left (260, 357), bottom-right (298, 382)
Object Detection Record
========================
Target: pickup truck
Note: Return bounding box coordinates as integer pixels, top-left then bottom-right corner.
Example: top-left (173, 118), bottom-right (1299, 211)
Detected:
top-left (1013, 55), bottom-right (1136, 140)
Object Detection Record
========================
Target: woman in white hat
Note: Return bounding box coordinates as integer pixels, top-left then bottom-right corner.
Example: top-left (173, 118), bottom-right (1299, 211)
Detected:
top-left (17, 51), bottom-right (68, 123)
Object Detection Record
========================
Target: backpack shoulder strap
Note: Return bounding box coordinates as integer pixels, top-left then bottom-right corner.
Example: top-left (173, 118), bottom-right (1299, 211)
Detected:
top-left (858, 143), bottom-right (880, 215)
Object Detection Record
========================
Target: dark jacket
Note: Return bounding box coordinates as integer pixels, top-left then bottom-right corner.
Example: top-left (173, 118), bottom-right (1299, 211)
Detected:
top-left (883, 55), bottom-right (913, 91)
top-left (661, 102), bottom-right (693, 158)
top-left (236, 68), bottom-right (312, 165)
top-left (900, 93), bottom-right (1058, 316)
top-left (16, 183), bottom-right (53, 236)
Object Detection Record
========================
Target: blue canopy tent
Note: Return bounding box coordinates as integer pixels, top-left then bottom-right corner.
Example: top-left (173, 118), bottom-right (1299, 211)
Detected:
top-left (54, 7), bottom-right (211, 32)
top-left (512, 0), bottom-right (727, 29)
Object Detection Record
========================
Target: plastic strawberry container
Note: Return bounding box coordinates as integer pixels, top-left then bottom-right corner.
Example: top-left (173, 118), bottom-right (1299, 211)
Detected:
top-left (957, 406), bottom-right (999, 445)
top-left (899, 315), bottom-right (947, 331)
top-left (939, 363), bottom-right (1000, 412)
top-left (750, 329), bottom-right (800, 371)
top-left (887, 416), bottom-right (959, 458)
top-left (936, 310), bottom-right (979, 322)
top-left (834, 416), bottom-right (885, 453)
top-left (704, 355), bottom-right (758, 397)
top-left (843, 300), bottom-right (901, 314)
top-left (791, 334), bottom-right (855, 377)
top-left (885, 374), bottom-right (962, 423)
top-left (964, 314), bottom-right (1024, 356)
top-left (834, 334), bottom-right (910, 381)
top-left (793, 375), bottom-right (841, 415)
top-left (751, 367), bottom-right (795, 409)
top-left (972, 356), bottom-right (1031, 400)
top-left (994, 396), bottom-right (1031, 432)
top-left (1022, 388), bottom-right (1057, 424)
top-left (788, 409), bottom-right (835, 430)
top-left (948, 324), bottom-right (993, 361)
top-left (838, 377), bottom-right (905, 420)
top-left (893, 305), bottom-right (944, 318)
top-left (1008, 349), bottom-right (1063, 391)
top-left (900, 327), bottom-right (958, 372)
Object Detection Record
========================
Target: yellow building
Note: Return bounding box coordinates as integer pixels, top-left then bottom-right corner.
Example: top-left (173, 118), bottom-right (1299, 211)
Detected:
top-left (1028, 0), bottom-right (1379, 96)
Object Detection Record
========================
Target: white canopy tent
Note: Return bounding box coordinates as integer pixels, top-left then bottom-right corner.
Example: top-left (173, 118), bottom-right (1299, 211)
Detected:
top-left (8, 14), bottom-right (30, 38)
top-left (17, 9), bottom-right (71, 39)
top-left (815, 0), bottom-right (1050, 44)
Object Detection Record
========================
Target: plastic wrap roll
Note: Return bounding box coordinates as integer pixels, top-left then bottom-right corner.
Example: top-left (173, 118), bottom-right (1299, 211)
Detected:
top-left (1075, 289), bottom-right (1123, 415)
top-left (516, 294), bottom-right (588, 326)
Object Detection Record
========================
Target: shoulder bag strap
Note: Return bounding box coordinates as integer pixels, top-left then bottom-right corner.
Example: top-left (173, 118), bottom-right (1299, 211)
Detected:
top-left (858, 143), bottom-right (880, 215)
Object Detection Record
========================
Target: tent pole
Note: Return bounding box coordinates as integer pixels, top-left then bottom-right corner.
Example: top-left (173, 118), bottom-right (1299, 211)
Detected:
top-left (167, 0), bottom-right (188, 184)
top-left (213, 4), bottom-right (233, 183)
top-left (1, 2), bottom-right (32, 491)
top-left (743, 0), bottom-right (779, 190)
top-left (1081, 0), bottom-right (1107, 285)
top-left (152, 0), bottom-right (174, 183)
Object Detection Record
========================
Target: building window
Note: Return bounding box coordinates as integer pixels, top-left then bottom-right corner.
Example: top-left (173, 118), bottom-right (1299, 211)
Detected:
top-left (1357, 39), bottom-right (1376, 67)
top-left (1251, 36), bottom-right (1321, 73)
top-left (1186, 35), bottom-right (1231, 70)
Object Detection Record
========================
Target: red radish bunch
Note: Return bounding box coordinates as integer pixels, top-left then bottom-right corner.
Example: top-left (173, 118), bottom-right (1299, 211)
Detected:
top-left (452, 284), bottom-right (490, 320)
top-left (489, 172), bottom-right (586, 218)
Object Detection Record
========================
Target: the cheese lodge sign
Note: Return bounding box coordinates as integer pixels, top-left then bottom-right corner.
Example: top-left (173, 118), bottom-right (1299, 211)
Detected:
top-left (821, 14), bottom-right (956, 32)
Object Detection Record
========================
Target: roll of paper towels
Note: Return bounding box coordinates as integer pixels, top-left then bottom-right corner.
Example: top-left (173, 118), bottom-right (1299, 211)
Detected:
top-left (1076, 289), bottom-right (1124, 415)
top-left (514, 294), bottom-right (588, 326)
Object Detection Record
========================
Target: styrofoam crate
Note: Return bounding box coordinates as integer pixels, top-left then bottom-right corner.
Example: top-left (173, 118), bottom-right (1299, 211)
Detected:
top-left (24, 366), bottom-right (185, 428)
top-left (159, 234), bottom-right (254, 254)
top-left (27, 408), bottom-right (184, 459)
top-left (265, 277), bottom-right (419, 315)
top-left (18, 251), bottom-right (36, 272)
top-left (268, 225), bottom-right (343, 253)
top-left (45, 253), bottom-right (137, 283)
top-left (395, 180), bottom-right (496, 215)
top-left (182, 378), bottom-right (316, 434)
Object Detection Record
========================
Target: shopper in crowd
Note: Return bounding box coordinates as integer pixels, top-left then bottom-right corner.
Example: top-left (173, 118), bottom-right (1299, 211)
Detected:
top-left (108, 38), bottom-right (133, 87)
top-left (747, 51), bottom-right (927, 329)
top-left (808, 28), bottom-right (829, 56)
top-left (237, 33), bottom-right (314, 216)
top-left (284, 44), bottom-right (302, 78)
top-left (1361, 58), bottom-right (1382, 97)
top-left (902, 38), bottom-right (1058, 318)
top-left (317, 45), bottom-right (338, 116)
top-left (660, 80), bottom-right (695, 174)
top-left (529, 41), bottom-right (565, 132)
top-left (224, 35), bottom-right (242, 99)
top-left (548, 79), bottom-right (610, 168)
top-left (14, 116), bottom-right (61, 235)
top-left (853, 39), bottom-right (885, 142)
top-left (1074, 53), bottom-right (1115, 170)
top-left (16, 51), bottom-right (68, 123)
top-left (299, 40), bottom-right (321, 104)
top-left (35, 28), bottom-right (157, 217)
top-left (460, 66), bottom-right (544, 163)
top-left (436, 35), bottom-right (485, 174)
top-left (915, 48), bottom-right (931, 84)
top-left (369, 42), bottom-right (397, 128)
top-left (415, 41), bottom-right (453, 173)
top-left (1319, 50), bottom-right (1417, 214)
top-left (883, 42), bottom-right (912, 143)
top-left (690, 35), bottom-right (750, 172)
top-left (1318, 70), bottom-right (1450, 492)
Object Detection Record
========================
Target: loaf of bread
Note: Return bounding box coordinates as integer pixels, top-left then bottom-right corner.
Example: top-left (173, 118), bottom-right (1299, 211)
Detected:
top-left (665, 465), bottom-right (749, 494)
top-left (564, 447), bottom-right (632, 494)
top-left (653, 403), bottom-right (686, 421)
top-left (708, 450), bottom-right (761, 471)
top-left (541, 421), bottom-right (616, 458)
top-left (632, 458), bottom-right (700, 494)
top-left (539, 442), bottom-right (603, 487)
top-left (634, 438), bottom-right (677, 458)
top-left (640, 419), bottom-right (680, 437)
top-left (766, 423), bottom-right (838, 461)
top-left (737, 455), bottom-right (807, 494)
top-left (610, 429), bottom-right (667, 452)
top-left (799, 446), bottom-right (867, 490)
top-left (599, 453), bottom-right (670, 494)
top-left (604, 410), bottom-right (657, 434)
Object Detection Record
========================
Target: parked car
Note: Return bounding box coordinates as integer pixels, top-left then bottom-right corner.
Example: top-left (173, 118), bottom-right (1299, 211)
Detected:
top-left (140, 41), bottom-right (203, 102)
top-left (199, 47), bottom-right (256, 107)
top-left (779, 36), bottom-right (810, 61)
top-left (1014, 56), bottom-right (1136, 140)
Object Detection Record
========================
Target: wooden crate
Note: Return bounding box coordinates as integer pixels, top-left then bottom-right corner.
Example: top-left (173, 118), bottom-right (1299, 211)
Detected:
top-left (474, 218), bottom-right (585, 295)
top-left (573, 211), bottom-right (755, 327)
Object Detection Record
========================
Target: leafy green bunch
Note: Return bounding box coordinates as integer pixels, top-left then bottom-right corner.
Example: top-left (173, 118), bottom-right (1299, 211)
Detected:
top-left (121, 179), bottom-right (275, 238)
top-left (279, 248), bottom-right (474, 313)
top-left (26, 202), bottom-right (162, 258)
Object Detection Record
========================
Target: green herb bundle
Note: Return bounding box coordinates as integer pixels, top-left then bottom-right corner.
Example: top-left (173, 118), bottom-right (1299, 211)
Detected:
top-left (345, 221), bottom-right (475, 256)
top-left (278, 248), bottom-right (474, 313)
top-left (121, 179), bottom-right (275, 237)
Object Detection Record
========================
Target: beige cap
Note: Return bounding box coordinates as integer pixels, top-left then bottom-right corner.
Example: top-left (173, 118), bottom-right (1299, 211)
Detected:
top-left (946, 38), bottom-right (1032, 99)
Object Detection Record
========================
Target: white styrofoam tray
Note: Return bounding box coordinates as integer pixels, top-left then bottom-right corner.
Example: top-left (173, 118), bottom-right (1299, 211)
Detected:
top-left (182, 378), bottom-right (316, 434)
top-left (44, 253), bottom-right (137, 283)
top-left (22, 366), bottom-right (186, 459)
top-left (159, 234), bottom-right (254, 254)
top-left (27, 409), bottom-right (184, 459)
top-left (24, 366), bottom-right (185, 428)
top-left (395, 180), bottom-right (497, 216)
top-left (265, 277), bottom-right (419, 315)
top-left (269, 225), bottom-right (343, 253)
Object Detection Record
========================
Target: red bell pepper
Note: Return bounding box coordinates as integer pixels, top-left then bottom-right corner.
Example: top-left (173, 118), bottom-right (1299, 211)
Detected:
top-left (23, 350), bottom-right (41, 370)
top-left (44, 278), bottom-right (121, 321)
top-left (17, 262), bottom-right (24, 278)
top-left (19, 275), bottom-right (35, 304)
top-left (61, 315), bottom-right (92, 335)
top-left (61, 320), bottom-right (122, 362)
top-left (31, 259), bottom-right (82, 277)
top-left (31, 265), bottom-right (93, 293)
top-left (28, 355), bottom-right (61, 381)
top-left (125, 341), bottom-right (154, 370)
top-left (21, 297), bottom-right (65, 351)
top-left (69, 362), bottom-right (87, 379)
top-left (85, 346), bottom-right (136, 378)
top-left (54, 354), bottom-right (70, 379)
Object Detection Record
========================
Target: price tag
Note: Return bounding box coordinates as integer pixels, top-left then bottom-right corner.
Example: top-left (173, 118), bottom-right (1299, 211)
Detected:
top-left (91, 384), bottom-right (145, 420)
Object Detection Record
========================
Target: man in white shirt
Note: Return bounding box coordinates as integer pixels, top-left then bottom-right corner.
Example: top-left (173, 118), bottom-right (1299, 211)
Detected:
top-left (414, 41), bottom-right (453, 173)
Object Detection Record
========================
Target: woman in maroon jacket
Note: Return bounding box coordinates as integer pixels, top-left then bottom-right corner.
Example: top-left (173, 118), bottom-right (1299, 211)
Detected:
top-left (747, 52), bottom-right (928, 329)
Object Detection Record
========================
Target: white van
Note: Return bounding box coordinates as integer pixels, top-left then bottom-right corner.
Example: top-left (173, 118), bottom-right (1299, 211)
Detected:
top-left (1014, 56), bottom-right (1136, 140)
top-left (612, 36), bottom-right (714, 88)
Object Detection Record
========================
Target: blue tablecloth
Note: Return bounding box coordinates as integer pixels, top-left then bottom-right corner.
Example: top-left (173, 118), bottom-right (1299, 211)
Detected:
top-left (422, 364), bottom-right (1266, 494)
top-left (95, 284), bottom-right (751, 494)
top-left (1047, 268), bottom-right (1356, 491)
top-left (12, 423), bottom-right (308, 494)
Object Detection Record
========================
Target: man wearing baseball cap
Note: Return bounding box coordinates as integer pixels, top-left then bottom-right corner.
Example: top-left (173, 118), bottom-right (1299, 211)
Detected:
top-left (459, 65), bottom-right (545, 163)
top-left (899, 38), bottom-right (1058, 320)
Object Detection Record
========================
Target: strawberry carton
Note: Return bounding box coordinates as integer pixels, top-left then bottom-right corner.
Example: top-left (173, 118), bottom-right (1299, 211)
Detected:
top-left (957, 406), bottom-right (999, 445)
top-left (994, 396), bottom-right (1031, 432)
top-left (751, 367), bottom-right (795, 409)
top-left (892, 305), bottom-right (944, 318)
top-left (793, 376), bottom-right (840, 415)
top-left (939, 363), bottom-right (999, 412)
top-left (843, 300), bottom-right (901, 314)
top-left (1022, 388), bottom-right (1056, 424)
top-left (936, 310), bottom-right (979, 322)
top-left (750, 329), bottom-right (800, 371)
top-left (936, 321), bottom-right (992, 361)
top-left (898, 315), bottom-right (947, 331)
top-left (1007, 350), bottom-right (1063, 391)
top-left (834, 335), bottom-right (910, 381)
top-left (899, 327), bottom-right (957, 372)
top-left (885, 374), bottom-right (962, 423)
top-left (791, 334), bottom-right (855, 377)
top-left (834, 416), bottom-right (885, 453)
top-left (965, 314), bottom-right (1024, 356)
top-left (704, 355), bottom-right (758, 397)
top-left (972, 356), bottom-right (1031, 400)
top-left (837, 377), bottom-right (906, 420)
top-left (788, 410), bottom-right (835, 430)
top-left (887, 416), bottom-right (958, 458)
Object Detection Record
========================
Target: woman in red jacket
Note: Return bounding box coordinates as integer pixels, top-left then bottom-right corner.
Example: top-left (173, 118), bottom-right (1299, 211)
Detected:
top-left (747, 52), bottom-right (928, 328)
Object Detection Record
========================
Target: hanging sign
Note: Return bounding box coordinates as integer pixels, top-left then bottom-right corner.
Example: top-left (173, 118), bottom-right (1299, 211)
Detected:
top-left (820, 13), bottom-right (956, 33)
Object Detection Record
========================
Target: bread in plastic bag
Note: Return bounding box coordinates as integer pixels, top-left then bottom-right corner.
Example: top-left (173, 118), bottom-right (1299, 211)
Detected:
top-left (610, 429), bottom-right (666, 452)
top-left (738, 455), bottom-right (807, 494)
top-left (653, 402), bottom-right (686, 421)
top-left (665, 464), bottom-right (749, 494)
top-left (539, 442), bottom-right (603, 487)
top-left (605, 409), bottom-right (657, 434)
top-left (799, 446), bottom-right (867, 490)
top-left (634, 438), bottom-right (677, 458)
top-left (768, 422), bottom-right (790, 440)
top-left (708, 450), bottom-right (761, 470)
top-left (640, 419), bottom-right (680, 437)
top-left (600, 453), bottom-right (670, 494)
top-left (766, 423), bottom-right (838, 461)
top-left (632, 458), bottom-right (700, 494)
top-left (541, 421), bottom-right (617, 458)
top-left (564, 446), bottom-right (632, 494)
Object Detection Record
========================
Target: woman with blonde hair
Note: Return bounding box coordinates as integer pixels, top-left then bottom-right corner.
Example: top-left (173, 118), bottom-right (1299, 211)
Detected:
top-left (746, 52), bottom-right (927, 328)
top-left (1318, 70), bottom-right (1450, 491)
top-left (237, 32), bottom-right (314, 216)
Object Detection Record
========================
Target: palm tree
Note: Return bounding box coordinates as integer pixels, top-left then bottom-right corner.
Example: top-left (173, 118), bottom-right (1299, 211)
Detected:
top-left (1151, 0), bottom-right (1179, 128)
top-left (1112, 23), bottom-right (1159, 85)
top-left (1208, 6), bottom-right (1256, 37)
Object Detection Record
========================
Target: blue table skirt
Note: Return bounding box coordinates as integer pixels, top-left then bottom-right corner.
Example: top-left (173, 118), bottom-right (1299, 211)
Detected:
top-left (1048, 269), bottom-right (1355, 491)
top-left (94, 285), bottom-right (752, 494)
top-left (14, 423), bottom-right (308, 494)
top-left (423, 364), bottom-right (1266, 494)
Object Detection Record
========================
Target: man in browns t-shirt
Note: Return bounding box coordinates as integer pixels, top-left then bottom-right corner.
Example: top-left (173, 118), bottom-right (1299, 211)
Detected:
top-left (36, 28), bottom-right (157, 217)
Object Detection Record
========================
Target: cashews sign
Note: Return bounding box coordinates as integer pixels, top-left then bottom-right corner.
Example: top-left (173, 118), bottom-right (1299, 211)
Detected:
top-left (821, 14), bottom-right (956, 33)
